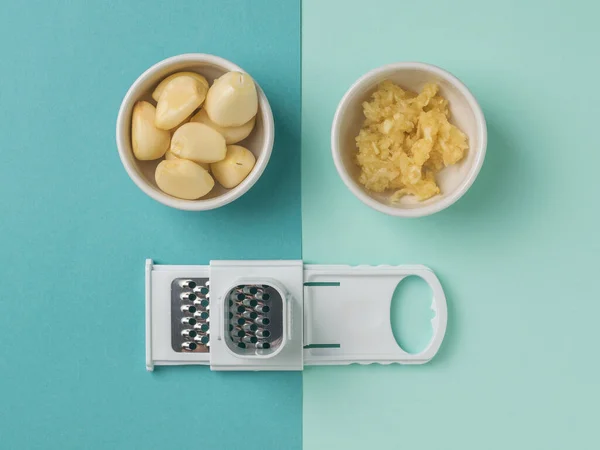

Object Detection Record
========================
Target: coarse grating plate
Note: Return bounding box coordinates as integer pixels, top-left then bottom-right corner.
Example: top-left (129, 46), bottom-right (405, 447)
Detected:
top-left (171, 278), bottom-right (210, 353)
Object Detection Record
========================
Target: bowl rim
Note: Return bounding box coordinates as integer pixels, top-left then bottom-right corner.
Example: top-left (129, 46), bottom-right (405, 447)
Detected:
top-left (331, 61), bottom-right (487, 218)
top-left (116, 53), bottom-right (274, 211)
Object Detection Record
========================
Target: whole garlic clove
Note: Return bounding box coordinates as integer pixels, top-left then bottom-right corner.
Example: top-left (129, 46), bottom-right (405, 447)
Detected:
top-left (164, 149), bottom-right (210, 172)
top-left (170, 122), bottom-right (226, 164)
top-left (190, 109), bottom-right (256, 144)
top-left (155, 159), bottom-right (214, 200)
top-left (205, 71), bottom-right (258, 127)
top-left (152, 72), bottom-right (209, 102)
top-left (131, 101), bottom-right (170, 160)
top-left (210, 145), bottom-right (256, 189)
top-left (155, 76), bottom-right (206, 130)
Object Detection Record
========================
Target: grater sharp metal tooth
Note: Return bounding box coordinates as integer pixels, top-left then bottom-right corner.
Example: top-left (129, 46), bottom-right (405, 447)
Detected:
top-left (242, 286), bottom-right (261, 295)
top-left (194, 322), bottom-right (210, 332)
top-left (193, 334), bottom-right (210, 345)
top-left (193, 286), bottom-right (210, 296)
top-left (230, 327), bottom-right (245, 338)
top-left (254, 292), bottom-right (270, 301)
top-left (255, 329), bottom-right (271, 339)
top-left (180, 280), bottom-right (197, 289)
top-left (180, 292), bottom-right (197, 301)
top-left (181, 317), bottom-right (197, 326)
top-left (193, 311), bottom-right (210, 320)
top-left (255, 341), bottom-right (271, 349)
top-left (193, 298), bottom-right (210, 309)
top-left (242, 335), bottom-right (258, 344)
top-left (242, 322), bottom-right (258, 333)
top-left (181, 329), bottom-right (199, 338)
top-left (181, 304), bottom-right (198, 314)
top-left (181, 341), bottom-right (198, 351)
top-left (241, 298), bottom-right (258, 308)
top-left (254, 316), bottom-right (270, 326)
top-left (231, 292), bottom-right (246, 302)
top-left (254, 304), bottom-right (270, 314)
top-left (241, 310), bottom-right (258, 320)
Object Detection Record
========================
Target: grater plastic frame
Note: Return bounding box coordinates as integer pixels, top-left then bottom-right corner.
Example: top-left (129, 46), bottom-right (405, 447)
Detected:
top-left (302, 264), bottom-right (447, 365)
top-left (145, 260), bottom-right (448, 371)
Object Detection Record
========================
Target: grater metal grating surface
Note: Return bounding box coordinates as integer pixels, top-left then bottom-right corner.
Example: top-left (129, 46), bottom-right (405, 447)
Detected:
top-left (171, 278), bottom-right (210, 353)
top-left (225, 284), bottom-right (282, 355)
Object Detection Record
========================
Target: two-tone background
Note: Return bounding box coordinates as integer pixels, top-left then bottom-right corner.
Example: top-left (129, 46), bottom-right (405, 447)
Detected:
top-left (1, 1), bottom-right (598, 449)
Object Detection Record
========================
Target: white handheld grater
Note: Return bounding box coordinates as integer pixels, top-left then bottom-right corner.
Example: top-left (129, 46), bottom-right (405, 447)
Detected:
top-left (145, 259), bottom-right (447, 371)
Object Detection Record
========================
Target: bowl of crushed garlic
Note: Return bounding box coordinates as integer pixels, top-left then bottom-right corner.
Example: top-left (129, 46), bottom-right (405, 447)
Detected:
top-left (116, 54), bottom-right (274, 211)
top-left (331, 62), bottom-right (486, 217)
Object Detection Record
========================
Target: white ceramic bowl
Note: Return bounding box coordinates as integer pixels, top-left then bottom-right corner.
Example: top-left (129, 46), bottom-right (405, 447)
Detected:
top-left (116, 54), bottom-right (274, 211)
top-left (331, 62), bottom-right (487, 218)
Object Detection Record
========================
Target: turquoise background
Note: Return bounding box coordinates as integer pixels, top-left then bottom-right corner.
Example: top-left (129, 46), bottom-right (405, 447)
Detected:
top-left (302, 0), bottom-right (600, 448)
top-left (0, 1), bottom-right (301, 449)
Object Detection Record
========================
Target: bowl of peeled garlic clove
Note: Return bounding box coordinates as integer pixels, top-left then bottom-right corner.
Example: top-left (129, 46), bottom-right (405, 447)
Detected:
top-left (116, 54), bottom-right (274, 211)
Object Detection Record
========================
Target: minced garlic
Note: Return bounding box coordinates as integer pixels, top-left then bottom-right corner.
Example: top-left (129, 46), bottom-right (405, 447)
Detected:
top-left (355, 81), bottom-right (468, 201)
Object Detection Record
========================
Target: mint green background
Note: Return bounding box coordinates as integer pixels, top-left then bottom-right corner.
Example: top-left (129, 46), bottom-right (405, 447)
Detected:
top-left (302, 0), bottom-right (600, 448)
top-left (0, 1), bottom-right (302, 449)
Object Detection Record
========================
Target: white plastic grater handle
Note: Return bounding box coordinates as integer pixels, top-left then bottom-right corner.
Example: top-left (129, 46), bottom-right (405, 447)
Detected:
top-left (412, 268), bottom-right (447, 363)
top-left (303, 265), bottom-right (448, 365)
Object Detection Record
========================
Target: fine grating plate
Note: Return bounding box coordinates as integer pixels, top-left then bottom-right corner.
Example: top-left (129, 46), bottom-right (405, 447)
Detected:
top-left (225, 284), bottom-right (283, 355)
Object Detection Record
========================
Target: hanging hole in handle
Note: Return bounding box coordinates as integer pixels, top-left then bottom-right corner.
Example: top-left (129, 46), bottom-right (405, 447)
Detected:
top-left (390, 275), bottom-right (436, 354)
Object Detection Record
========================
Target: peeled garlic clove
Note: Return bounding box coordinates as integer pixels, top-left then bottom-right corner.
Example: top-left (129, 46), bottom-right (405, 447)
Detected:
top-left (190, 109), bottom-right (256, 144)
top-left (205, 71), bottom-right (258, 127)
top-left (155, 76), bottom-right (205, 130)
top-left (164, 149), bottom-right (210, 172)
top-left (152, 72), bottom-right (209, 102)
top-left (131, 101), bottom-right (170, 160)
top-left (170, 122), bottom-right (226, 164)
top-left (210, 145), bottom-right (256, 189)
top-left (155, 159), bottom-right (214, 200)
